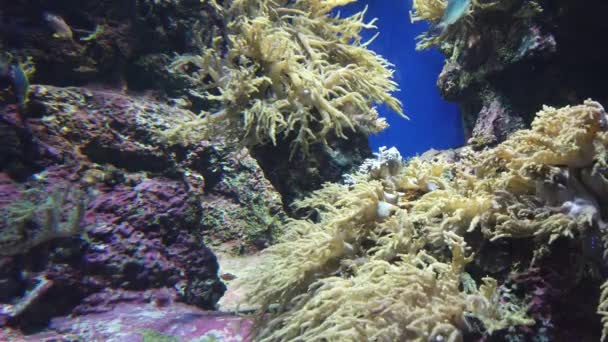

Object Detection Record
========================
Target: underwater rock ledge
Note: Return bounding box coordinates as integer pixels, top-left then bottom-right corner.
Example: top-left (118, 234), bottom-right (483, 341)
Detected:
top-left (0, 84), bottom-right (285, 332)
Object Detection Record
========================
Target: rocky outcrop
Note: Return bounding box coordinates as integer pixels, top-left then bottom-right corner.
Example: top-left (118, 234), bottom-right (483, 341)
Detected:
top-left (0, 85), bottom-right (284, 329)
top-left (431, 0), bottom-right (608, 146)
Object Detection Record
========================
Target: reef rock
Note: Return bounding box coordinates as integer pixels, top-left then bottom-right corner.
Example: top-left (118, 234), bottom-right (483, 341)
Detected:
top-left (415, 0), bottom-right (608, 147)
top-left (0, 0), bottom-right (373, 211)
top-left (0, 288), bottom-right (251, 342)
top-left (0, 0), bottom-right (222, 98)
top-left (0, 85), bottom-right (284, 330)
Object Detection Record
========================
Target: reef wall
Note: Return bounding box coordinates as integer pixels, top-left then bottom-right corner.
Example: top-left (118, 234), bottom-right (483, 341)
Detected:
top-left (413, 0), bottom-right (608, 147)
top-left (0, 84), bottom-right (285, 329)
top-left (1, 0), bottom-right (375, 208)
top-left (0, 0), bottom-right (396, 334)
top-left (4, 0), bottom-right (608, 341)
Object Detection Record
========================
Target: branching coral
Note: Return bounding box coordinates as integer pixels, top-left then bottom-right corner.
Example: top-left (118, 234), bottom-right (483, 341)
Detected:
top-left (242, 99), bottom-right (608, 340)
top-left (246, 212), bottom-right (529, 341)
top-left (471, 100), bottom-right (608, 243)
top-left (481, 100), bottom-right (607, 172)
top-left (165, 0), bottom-right (404, 157)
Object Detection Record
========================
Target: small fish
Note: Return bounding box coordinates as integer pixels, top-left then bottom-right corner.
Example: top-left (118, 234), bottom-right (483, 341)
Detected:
top-left (9, 63), bottom-right (29, 109)
top-left (220, 272), bottom-right (237, 281)
top-left (0, 59), bottom-right (29, 110)
top-left (72, 65), bottom-right (98, 73)
top-left (44, 12), bottom-right (73, 40)
top-left (432, 0), bottom-right (471, 34)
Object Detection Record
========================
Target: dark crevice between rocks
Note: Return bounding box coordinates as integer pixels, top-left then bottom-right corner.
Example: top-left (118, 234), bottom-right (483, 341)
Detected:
top-left (81, 138), bottom-right (170, 174)
top-left (251, 130), bottom-right (372, 213)
top-left (8, 284), bottom-right (87, 334)
top-left (0, 118), bottom-right (47, 181)
top-left (184, 148), bottom-right (225, 191)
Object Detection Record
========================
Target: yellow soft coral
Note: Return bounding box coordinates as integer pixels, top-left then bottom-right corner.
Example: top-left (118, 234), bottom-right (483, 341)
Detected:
top-left (251, 227), bottom-right (508, 342)
top-left (484, 100), bottom-right (607, 172)
top-left (243, 157), bottom-right (536, 340)
top-left (244, 180), bottom-right (384, 313)
top-left (256, 250), bottom-right (471, 342)
top-left (306, 0), bottom-right (358, 16)
top-left (410, 0), bottom-right (447, 23)
top-left (469, 101), bottom-right (608, 243)
top-left (241, 100), bottom-right (608, 340)
top-left (599, 280), bottom-right (608, 341)
top-left (166, 0), bottom-right (404, 157)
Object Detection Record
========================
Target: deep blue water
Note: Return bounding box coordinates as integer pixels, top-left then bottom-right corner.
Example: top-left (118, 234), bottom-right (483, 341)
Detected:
top-left (339, 1), bottom-right (464, 157)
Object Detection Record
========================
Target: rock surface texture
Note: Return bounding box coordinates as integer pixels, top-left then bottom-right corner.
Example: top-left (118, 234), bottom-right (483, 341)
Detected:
top-left (0, 85), bottom-right (282, 336)
top-left (431, 0), bottom-right (608, 147)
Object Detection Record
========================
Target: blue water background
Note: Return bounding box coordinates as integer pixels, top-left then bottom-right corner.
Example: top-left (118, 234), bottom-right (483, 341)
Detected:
top-left (338, 1), bottom-right (464, 156)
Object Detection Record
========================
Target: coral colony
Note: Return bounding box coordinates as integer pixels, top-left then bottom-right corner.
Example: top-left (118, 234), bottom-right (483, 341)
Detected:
top-left (2, 0), bottom-right (608, 341)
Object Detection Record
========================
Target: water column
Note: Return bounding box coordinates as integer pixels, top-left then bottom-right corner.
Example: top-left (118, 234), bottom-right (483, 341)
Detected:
top-left (339, 1), bottom-right (464, 156)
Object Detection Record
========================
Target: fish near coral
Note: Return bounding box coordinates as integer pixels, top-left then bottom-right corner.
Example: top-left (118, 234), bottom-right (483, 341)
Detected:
top-left (9, 64), bottom-right (29, 110)
top-left (0, 59), bottom-right (29, 110)
top-left (433, 0), bottom-right (471, 34)
top-left (44, 12), bottom-right (73, 40)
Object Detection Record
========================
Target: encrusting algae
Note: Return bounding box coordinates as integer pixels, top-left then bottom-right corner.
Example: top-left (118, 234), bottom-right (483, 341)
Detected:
top-left (164, 0), bottom-right (404, 158)
top-left (240, 100), bottom-right (608, 341)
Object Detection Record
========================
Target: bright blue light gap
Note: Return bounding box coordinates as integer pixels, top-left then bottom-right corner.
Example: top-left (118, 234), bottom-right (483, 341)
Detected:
top-left (337, 1), bottom-right (464, 157)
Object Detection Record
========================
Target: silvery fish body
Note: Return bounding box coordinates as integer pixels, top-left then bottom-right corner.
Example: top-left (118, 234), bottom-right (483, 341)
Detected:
top-left (44, 12), bottom-right (73, 39)
top-left (434, 0), bottom-right (471, 33)
top-left (9, 64), bottom-right (29, 109)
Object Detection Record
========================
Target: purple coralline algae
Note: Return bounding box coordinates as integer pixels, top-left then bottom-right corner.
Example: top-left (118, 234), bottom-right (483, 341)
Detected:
top-left (0, 84), bottom-right (282, 336)
top-left (0, 289), bottom-right (251, 342)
